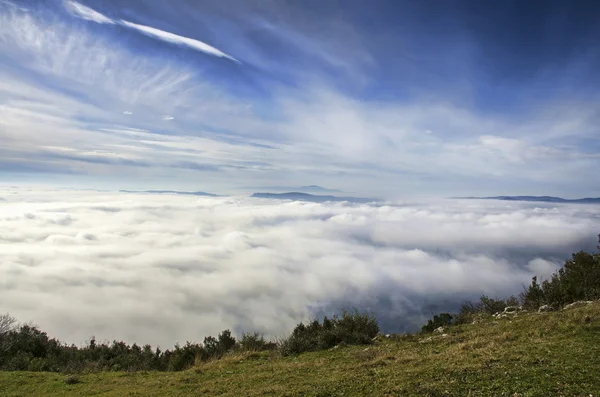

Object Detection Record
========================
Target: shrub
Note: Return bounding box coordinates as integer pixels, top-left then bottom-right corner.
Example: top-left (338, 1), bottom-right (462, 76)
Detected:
top-left (520, 276), bottom-right (544, 310)
top-left (239, 333), bottom-right (273, 352)
top-left (218, 330), bottom-right (236, 352)
top-left (203, 329), bottom-right (237, 359)
top-left (280, 309), bottom-right (379, 356)
top-left (452, 294), bottom-right (519, 325)
top-left (0, 313), bottom-right (17, 336)
top-left (64, 375), bottom-right (80, 385)
top-left (421, 313), bottom-right (453, 333)
top-left (168, 342), bottom-right (204, 371)
top-left (521, 237), bottom-right (600, 309)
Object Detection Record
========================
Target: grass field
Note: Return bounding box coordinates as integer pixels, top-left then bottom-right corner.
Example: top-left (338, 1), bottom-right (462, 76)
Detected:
top-left (1, 302), bottom-right (599, 397)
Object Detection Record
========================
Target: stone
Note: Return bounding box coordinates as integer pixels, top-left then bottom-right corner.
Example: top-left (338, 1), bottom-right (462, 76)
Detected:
top-left (503, 306), bottom-right (520, 313)
top-left (562, 301), bottom-right (593, 310)
top-left (538, 304), bottom-right (554, 312)
top-left (434, 326), bottom-right (444, 333)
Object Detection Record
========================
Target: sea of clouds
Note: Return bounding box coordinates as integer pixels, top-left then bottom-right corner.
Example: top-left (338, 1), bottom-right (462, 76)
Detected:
top-left (1, 187), bottom-right (599, 347)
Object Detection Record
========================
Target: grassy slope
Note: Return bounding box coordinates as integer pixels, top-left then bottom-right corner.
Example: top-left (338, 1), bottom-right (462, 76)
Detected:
top-left (1, 303), bottom-right (600, 397)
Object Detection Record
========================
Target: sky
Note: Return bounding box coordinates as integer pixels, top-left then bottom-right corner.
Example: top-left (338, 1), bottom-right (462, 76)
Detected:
top-left (2, 187), bottom-right (599, 346)
top-left (1, 0), bottom-right (599, 197)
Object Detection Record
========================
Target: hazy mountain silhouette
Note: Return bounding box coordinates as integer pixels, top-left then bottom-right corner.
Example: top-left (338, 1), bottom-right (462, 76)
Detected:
top-left (247, 185), bottom-right (343, 194)
top-left (120, 190), bottom-right (219, 197)
top-left (455, 196), bottom-right (600, 204)
top-left (251, 192), bottom-right (378, 203)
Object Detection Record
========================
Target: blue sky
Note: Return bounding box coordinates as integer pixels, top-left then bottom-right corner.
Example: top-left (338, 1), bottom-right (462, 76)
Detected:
top-left (1, 0), bottom-right (599, 197)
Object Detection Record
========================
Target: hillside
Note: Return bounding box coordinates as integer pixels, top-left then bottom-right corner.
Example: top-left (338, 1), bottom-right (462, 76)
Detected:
top-left (2, 302), bottom-right (599, 396)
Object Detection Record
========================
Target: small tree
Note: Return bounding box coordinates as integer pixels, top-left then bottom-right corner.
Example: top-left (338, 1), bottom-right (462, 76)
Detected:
top-left (521, 238), bottom-right (600, 309)
top-left (217, 329), bottom-right (236, 352)
top-left (0, 313), bottom-right (17, 336)
top-left (520, 276), bottom-right (545, 309)
top-left (421, 313), bottom-right (453, 333)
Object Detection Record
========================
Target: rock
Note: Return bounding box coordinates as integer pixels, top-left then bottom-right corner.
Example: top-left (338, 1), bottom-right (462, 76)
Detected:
top-left (441, 334), bottom-right (448, 338)
top-left (563, 301), bottom-right (593, 310)
top-left (434, 326), bottom-right (444, 333)
top-left (503, 306), bottom-right (520, 313)
top-left (385, 334), bottom-right (391, 338)
top-left (538, 304), bottom-right (554, 312)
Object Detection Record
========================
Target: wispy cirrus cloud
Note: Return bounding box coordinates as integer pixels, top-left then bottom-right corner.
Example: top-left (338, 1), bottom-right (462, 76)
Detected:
top-left (1, 0), bottom-right (599, 197)
top-left (119, 20), bottom-right (239, 63)
top-left (64, 0), bottom-right (114, 24)
top-left (63, 0), bottom-right (238, 62)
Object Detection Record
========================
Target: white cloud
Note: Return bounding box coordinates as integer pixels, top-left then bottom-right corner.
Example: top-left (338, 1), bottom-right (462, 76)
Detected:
top-left (1, 188), bottom-right (598, 347)
top-left (2, 2), bottom-right (599, 196)
top-left (119, 20), bottom-right (239, 63)
top-left (161, 115), bottom-right (174, 121)
top-left (63, 0), bottom-right (114, 24)
top-left (62, 1), bottom-right (238, 62)
top-left (123, 111), bottom-right (133, 115)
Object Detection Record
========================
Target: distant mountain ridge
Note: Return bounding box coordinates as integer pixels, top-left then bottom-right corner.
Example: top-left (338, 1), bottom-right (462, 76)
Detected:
top-left (120, 190), bottom-right (218, 197)
top-left (247, 185), bottom-right (343, 194)
top-left (251, 192), bottom-right (378, 203)
top-left (455, 195), bottom-right (600, 204)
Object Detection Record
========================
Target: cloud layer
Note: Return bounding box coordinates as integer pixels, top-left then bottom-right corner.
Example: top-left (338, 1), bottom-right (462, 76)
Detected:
top-left (1, 188), bottom-right (598, 347)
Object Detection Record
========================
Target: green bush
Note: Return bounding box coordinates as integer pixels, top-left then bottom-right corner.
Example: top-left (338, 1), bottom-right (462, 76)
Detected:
top-left (521, 240), bottom-right (600, 309)
top-left (203, 329), bottom-right (237, 359)
top-left (280, 309), bottom-right (379, 356)
top-left (64, 375), bottom-right (80, 385)
top-left (239, 333), bottom-right (275, 352)
top-left (453, 294), bottom-right (519, 324)
top-left (421, 313), bottom-right (453, 333)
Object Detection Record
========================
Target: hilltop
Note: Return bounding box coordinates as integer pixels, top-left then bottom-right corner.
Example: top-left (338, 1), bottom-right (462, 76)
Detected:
top-left (1, 302), bottom-right (599, 396)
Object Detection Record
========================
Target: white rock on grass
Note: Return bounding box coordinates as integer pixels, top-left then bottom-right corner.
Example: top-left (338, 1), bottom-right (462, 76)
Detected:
top-left (563, 301), bottom-right (593, 310)
top-left (538, 304), bottom-right (554, 312)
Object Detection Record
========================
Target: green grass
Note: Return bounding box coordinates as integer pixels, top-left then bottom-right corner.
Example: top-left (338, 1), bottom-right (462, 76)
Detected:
top-left (2, 303), bottom-right (600, 396)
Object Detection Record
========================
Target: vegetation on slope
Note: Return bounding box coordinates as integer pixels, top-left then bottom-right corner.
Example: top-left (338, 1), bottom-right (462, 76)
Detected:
top-left (1, 302), bottom-right (600, 396)
top-left (0, 234), bottom-right (599, 395)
